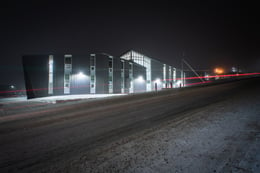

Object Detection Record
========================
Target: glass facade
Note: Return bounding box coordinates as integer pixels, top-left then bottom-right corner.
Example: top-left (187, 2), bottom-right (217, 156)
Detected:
top-left (24, 51), bottom-right (180, 99)
top-left (121, 50), bottom-right (151, 91)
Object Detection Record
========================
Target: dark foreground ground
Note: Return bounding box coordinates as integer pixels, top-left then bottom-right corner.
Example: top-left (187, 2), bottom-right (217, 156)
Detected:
top-left (0, 77), bottom-right (259, 173)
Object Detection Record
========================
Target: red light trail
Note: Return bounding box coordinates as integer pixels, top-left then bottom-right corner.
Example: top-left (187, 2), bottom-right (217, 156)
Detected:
top-left (0, 73), bottom-right (259, 94)
top-left (1, 72), bottom-right (259, 113)
top-left (185, 81), bottom-right (212, 86)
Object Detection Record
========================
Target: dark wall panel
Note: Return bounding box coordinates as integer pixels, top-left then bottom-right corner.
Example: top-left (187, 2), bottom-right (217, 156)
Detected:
top-left (23, 55), bottom-right (49, 99)
top-left (96, 54), bottom-right (108, 94)
top-left (53, 55), bottom-right (65, 96)
top-left (113, 56), bottom-right (121, 93)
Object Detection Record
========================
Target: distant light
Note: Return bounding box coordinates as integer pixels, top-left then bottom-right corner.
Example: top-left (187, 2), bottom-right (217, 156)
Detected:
top-left (214, 68), bottom-right (224, 74)
top-left (136, 76), bottom-right (144, 82)
top-left (204, 73), bottom-right (209, 80)
top-left (10, 85), bottom-right (15, 89)
top-left (231, 67), bottom-right (237, 73)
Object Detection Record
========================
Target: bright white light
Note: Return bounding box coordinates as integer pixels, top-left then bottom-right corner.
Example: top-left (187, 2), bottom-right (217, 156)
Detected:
top-left (155, 78), bottom-right (161, 84)
top-left (231, 67), bottom-right (237, 73)
top-left (10, 85), bottom-right (15, 89)
top-left (136, 76), bottom-right (144, 82)
top-left (204, 74), bottom-right (209, 80)
top-left (176, 80), bottom-right (182, 85)
top-left (77, 72), bottom-right (87, 79)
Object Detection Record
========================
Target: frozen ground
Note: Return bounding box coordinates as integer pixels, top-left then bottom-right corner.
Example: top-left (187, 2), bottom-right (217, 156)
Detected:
top-left (0, 78), bottom-right (259, 173)
top-left (78, 92), bottom-right (260, 173)
top-left (31, 94), bottom-right (126, 103)
top-left (0, 94), bottom-right (125, 116)
top-left (0, 94), bottom-right (125, 104)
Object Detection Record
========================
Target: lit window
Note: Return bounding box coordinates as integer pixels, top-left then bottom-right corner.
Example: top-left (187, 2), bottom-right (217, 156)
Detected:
top-left (65, 57), bottom-right (72, 64)
top-left (108, 58), bottom-right (113, 68)
top-left (48, 55), bottom-right (53, 94)
top-left (90, 55), bottom-right (95, 66)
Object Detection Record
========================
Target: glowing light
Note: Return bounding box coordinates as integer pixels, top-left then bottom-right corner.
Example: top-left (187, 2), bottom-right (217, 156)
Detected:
top-left (177, 80), bottom-right (182, 84)
top-left (231, 67), bottom-right (237, 73)
top-left (155, 78), bottom-right (161, 84)
top-left (214, 68), bottom-right (224, 74)
top-left (171, 72), bottom-right (260, 81)
top-left (76, 72), bottom-right (87, 79)
top-left (204, 74), bottom-right (209, 80)
top-left (186, 81), bottom-right (212, 86)
top-left (0, 72), bottom-right (260, 94)
top-left (136, 76), bottom-right (144, 82)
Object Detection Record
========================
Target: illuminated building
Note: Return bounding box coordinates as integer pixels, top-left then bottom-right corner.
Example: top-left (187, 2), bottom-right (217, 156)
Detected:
top-left (22, 50), bottom-right (180, 99)
top-left (120, 50), bottom-right (179, 91)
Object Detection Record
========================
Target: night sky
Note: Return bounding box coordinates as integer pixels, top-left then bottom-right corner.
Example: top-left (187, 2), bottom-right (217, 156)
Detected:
top-left (0, 0), bottom-right (259, 88)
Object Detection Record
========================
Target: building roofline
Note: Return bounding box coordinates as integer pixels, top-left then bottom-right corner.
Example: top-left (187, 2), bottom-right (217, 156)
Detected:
top-left (119, 49), bottom-right (179, 68)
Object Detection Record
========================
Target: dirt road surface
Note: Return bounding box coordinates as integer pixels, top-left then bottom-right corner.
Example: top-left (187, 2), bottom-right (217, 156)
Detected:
top-left (0, 77), bottom-right (259, 173)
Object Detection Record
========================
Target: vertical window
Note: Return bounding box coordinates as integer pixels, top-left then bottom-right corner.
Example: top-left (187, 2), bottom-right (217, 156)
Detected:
top-left (90, 54), bottom-right (96, 94)
top-left (48, 55), bottom-right (54, 94)
top-left (64, 55), bottom-right (72, 94)
top-left (64, 57), bottom-right (72, 64)
top-left (169, 66), bottom-right (172, 81)
top-left (108, 57), bottom-right (113, 94)
top-left (121, 60), bottom-right (125, 93)
top-left (90, 55), bottom-right (95, 66)
top-left (173, 68), bottom-right (176, 84)
top-left (129, 63), bottom-right (133, 93)
top-left (108, 58), bottom-right (113, 68)
top-left (163, 64), bottom-right (166, 88)
top-left (121, 61), bottom-right (124, 69)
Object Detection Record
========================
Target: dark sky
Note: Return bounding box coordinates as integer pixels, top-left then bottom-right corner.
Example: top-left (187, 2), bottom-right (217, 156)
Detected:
top-left (0, 0), bottom-right (259, 88)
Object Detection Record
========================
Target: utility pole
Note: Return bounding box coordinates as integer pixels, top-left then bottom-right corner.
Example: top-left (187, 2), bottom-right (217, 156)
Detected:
top-left (182, 59), bottom-right (204, 83)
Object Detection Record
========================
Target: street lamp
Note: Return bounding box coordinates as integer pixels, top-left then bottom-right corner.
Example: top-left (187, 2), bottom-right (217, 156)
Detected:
top-left (136, 76), bottom-right (144, 82)
top-left (155, 78), bottom-right (161, 84)
top-left (76, 72), bottom-right (87, 79)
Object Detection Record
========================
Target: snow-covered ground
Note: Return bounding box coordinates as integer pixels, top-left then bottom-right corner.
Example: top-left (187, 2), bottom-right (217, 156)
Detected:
top-left (0, 94), bottom-right (125, 104)
top-left (0, 96), bottom-right (27, 104)
top-left (0, 78), bottom-right (259, 173)
top-left (34, 94), bottom-right (125, 101)
top-left (77, 94), bottom-right (260, 173)
top-left (0, 94), bottom-right (125, 116)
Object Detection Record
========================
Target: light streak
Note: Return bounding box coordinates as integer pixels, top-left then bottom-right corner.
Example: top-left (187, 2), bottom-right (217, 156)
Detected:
top-left (0, 73), bottom-right (259, 94)
top-left (175, 72), bottom-right (260, 80)
top-left (185, 81), bottom-right (212, 86)
top-left (2, 72), bottom-right (254, 113)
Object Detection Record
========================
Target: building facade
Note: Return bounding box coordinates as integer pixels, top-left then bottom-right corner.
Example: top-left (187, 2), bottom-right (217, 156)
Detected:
top-left (120, 50), bottom-right (181, 91)
top-left (23, 50), bottom-right (181, 99)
